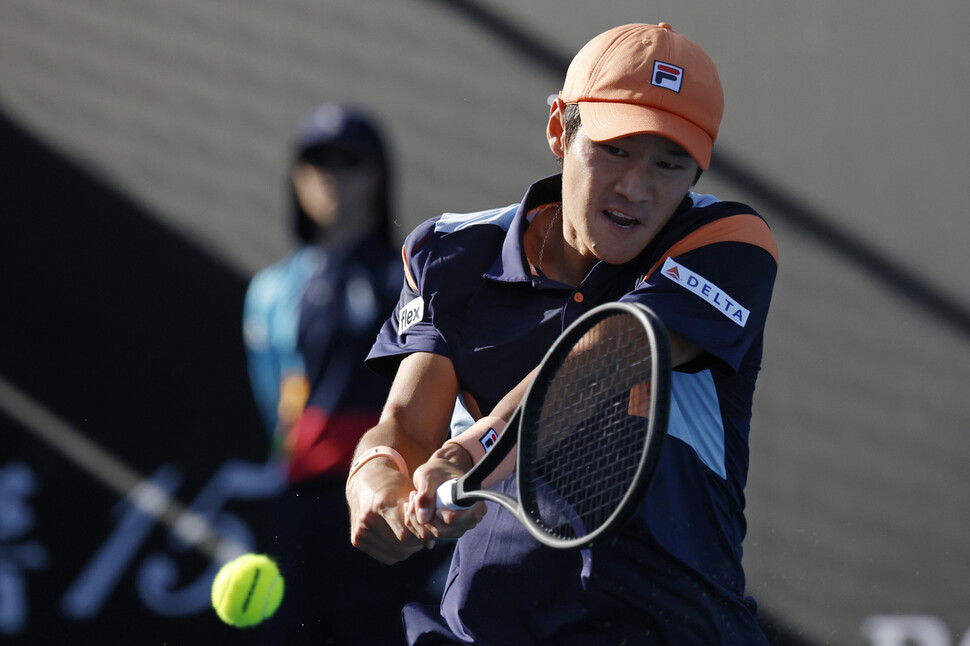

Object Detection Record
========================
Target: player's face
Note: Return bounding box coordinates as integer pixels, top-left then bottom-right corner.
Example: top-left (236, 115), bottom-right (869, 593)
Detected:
top-left (561, 127), bottom-right (697, 270)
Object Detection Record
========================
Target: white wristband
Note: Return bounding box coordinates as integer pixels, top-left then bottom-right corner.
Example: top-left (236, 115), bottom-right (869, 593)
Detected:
top-left (347, 446), bottom-right (409, 483)
top-left (443, 416), bottom-right (507, 465)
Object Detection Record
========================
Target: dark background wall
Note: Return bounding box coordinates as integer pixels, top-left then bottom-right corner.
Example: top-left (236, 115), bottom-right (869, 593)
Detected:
top-left (1, 112), bottom-right (271, 644)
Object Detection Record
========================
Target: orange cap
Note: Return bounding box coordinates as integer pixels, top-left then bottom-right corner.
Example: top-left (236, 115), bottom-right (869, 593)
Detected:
top-left (559, 23), bottom-right (724, 169)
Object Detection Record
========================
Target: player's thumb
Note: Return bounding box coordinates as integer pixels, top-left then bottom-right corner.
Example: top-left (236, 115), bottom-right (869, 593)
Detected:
top-left (415, 484), bottom-right (437, 524)
top-left (410, 464), bottom-right (437, 524)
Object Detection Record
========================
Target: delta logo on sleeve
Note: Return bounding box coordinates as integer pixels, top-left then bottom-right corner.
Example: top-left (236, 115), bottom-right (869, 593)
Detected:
top-left (651, 61), bottom-right (684, 93)
top-left (662, 257), bottom-right (749, 327)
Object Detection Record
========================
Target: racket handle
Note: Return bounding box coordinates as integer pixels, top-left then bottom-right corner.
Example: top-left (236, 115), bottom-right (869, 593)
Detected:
top-left (435, 478), bottom-right (473, 510)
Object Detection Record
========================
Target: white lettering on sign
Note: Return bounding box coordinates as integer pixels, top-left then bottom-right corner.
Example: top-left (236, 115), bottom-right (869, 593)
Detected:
top-left (861, 614), bottom-right (970, 646)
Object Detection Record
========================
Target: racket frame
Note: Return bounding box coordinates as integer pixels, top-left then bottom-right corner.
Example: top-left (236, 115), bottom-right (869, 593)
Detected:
top-left (438, 301), bottom-right (671, 549)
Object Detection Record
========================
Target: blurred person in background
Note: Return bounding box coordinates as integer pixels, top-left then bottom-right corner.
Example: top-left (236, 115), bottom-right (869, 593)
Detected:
top-left (243, 102), bottom-right (447, 645)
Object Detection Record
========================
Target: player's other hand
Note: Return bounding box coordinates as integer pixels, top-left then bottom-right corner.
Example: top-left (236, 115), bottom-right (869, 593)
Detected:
top-left (346, 461), bottom-right (425, 564)
top-left (406, 445), bottom-right (487, 543)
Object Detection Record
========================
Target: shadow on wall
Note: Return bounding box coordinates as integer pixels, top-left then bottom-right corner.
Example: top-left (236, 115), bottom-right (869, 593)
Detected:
top-left (0, 107), bottom-right (261, 467)
top-left (0, 107), bottom-right (270, 643)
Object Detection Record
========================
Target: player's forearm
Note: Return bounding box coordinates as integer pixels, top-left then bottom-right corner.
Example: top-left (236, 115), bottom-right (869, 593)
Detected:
top-left (490, 366), bottom-right (539, 420)
top-left (349, 351), bottom-right (460, 475)
top-left (422, 368), bottom-right (536, 476)
top-left (346, 353), bottom-right (461, 561)
top-left (349, 414), bottom-right (442, 480)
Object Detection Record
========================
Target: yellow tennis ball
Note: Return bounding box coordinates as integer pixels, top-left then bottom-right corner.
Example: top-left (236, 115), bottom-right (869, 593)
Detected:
top-left (211, 553), bottom-right (285, 627)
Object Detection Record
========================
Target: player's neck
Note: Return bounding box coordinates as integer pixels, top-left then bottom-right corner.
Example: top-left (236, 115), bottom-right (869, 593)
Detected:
top-left (526, 203), bottom-right (591, 288)
top-left (526, 204), bottom-right (558, 275)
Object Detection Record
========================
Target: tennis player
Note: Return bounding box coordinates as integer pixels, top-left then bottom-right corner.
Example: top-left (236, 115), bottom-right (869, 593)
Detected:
top-left (346, 23), bottom-right (779, 644)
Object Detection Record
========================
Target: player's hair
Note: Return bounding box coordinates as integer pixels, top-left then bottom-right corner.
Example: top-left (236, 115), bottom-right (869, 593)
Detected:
top-left (561, 103), bottom-right (583, 151)
top-left (559, 103), bottom-right (703, 185)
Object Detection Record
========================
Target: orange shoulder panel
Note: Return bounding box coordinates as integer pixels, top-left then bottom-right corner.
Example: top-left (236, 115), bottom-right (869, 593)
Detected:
top-left (401, 244), bottom-right (419, 291)
top-left (643, 213), bottom-right (778, 280)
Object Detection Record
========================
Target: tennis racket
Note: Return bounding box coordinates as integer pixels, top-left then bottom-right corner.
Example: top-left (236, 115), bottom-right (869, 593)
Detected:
top-left (435, 301), bottom-right (671, 549)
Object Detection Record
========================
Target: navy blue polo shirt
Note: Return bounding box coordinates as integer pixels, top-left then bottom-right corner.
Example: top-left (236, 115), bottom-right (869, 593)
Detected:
top-left (367, 174), bottom-right (777, 645)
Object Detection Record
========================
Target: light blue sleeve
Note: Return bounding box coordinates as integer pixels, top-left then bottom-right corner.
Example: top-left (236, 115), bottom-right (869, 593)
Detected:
top-left (242, 247), bottom-right (320, 434)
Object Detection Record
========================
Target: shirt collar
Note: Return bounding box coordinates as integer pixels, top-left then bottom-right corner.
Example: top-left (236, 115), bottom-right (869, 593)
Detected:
top-left (484, 174), bottom-right (563, 283)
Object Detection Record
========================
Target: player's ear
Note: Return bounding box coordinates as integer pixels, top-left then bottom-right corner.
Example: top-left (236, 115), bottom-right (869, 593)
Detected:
top-left (546, 96), bottom-right (566, 159)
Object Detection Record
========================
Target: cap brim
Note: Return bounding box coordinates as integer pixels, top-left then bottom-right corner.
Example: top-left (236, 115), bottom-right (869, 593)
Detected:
top-left (577, 102), bottom-right (713, 170)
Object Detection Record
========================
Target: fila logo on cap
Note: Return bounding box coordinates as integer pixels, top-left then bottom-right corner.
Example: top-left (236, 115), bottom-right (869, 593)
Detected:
top-left (651, 61), bottom-right (683, 93)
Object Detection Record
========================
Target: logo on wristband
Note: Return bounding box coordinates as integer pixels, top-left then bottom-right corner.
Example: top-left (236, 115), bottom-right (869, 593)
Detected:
top-left (479, 428), bottom-right (499, 453)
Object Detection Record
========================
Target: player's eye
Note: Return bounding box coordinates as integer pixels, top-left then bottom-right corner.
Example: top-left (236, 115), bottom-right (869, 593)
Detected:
top-left (657, 159), bottom-right (686, 171)
top-left (600, 143), bottom-right (627, 157)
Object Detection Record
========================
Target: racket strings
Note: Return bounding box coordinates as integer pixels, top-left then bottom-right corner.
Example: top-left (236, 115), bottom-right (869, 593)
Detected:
top-left (522, 313), bottom-right (656, 542)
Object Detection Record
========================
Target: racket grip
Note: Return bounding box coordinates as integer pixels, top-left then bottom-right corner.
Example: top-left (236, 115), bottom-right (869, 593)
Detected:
top-left (435, 478), bottom-right (472, 510)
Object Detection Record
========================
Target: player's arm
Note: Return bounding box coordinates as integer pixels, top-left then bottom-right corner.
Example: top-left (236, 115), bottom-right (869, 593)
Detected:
top-left (668, 329), bottom-right (704, 368)
top-left (346, 351), bottom-right (463, 564)
top-left (406, 369), bottom-right (532, 541)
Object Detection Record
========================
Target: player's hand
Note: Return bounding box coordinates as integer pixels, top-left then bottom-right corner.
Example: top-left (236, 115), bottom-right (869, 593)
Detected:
top-left (346, 461), bottom-right (425, 564)
top-left (406, 447), bottom-right (487, 542)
